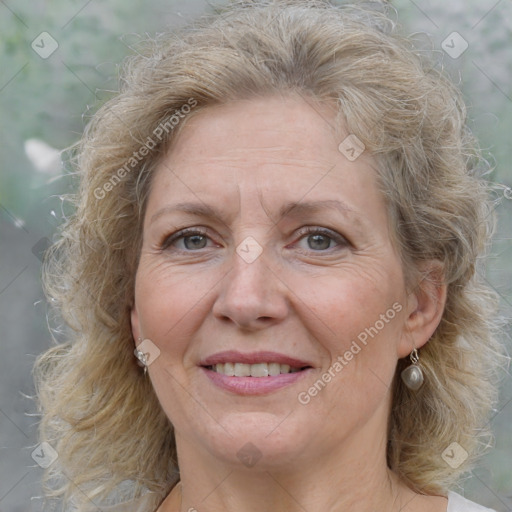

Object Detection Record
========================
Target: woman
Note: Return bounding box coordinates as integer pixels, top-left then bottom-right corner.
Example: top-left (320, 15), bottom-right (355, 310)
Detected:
top-left (34, 1), bottom-right (504, 511)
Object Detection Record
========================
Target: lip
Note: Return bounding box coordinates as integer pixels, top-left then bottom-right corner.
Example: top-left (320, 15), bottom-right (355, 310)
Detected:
top-left (202, 368), bottom-right (312, 395)
top-left (199, 350), bottom-right (314, 396)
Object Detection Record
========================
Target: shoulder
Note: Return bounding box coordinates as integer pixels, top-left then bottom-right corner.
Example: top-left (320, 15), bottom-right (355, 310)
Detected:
top-left (448, 491), bottom-right (497, 512)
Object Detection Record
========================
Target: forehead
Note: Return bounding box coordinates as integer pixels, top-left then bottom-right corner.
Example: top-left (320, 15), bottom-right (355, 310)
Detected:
top-left (165, 97), bottom-right (335, 174)
top-left (149, 95), bottom-right (379, 205)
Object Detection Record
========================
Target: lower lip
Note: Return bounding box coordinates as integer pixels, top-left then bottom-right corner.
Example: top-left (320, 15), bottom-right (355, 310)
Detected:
top-left (201, 367), bottom-right (312, 395)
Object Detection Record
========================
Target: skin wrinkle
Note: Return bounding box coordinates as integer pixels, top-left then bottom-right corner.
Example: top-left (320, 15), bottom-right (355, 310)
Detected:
top-left (148, 125), bottom-right (374, 254)
top-left (148, 198), bottom-right (372, 251)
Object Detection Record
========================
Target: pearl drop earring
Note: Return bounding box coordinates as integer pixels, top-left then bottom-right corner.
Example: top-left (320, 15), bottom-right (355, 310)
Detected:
top-left (401, 348), bottom-right (424, 391)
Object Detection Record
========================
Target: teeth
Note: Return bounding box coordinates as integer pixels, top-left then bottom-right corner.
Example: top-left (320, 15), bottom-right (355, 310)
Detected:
top-left (268, 362), bottom-right (281, 376)
top-left (223, 362), bottom-right (235, 376)
top-left (211, 362), bottom-right (302, 377)
top-left (250, 363), bottom-right (269, 377)
top-left (234, 363), bottom-right (251, 377)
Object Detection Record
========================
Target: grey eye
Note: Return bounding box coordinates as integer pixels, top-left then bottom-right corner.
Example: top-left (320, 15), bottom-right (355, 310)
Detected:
top-left (306, 233), bottom-right (333, 250)
top-left (183, 234), bottom-right (208, 250)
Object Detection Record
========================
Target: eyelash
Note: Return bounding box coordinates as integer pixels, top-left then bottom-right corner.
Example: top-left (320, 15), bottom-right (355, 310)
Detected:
top-left (160, 226), bottom-right (349, 253)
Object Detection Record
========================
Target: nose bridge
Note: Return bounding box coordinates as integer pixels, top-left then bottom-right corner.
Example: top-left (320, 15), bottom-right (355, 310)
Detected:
top-left (225, 239), bottom-right (272, 305)
top-left (212, 236), bottom-right (288, 328)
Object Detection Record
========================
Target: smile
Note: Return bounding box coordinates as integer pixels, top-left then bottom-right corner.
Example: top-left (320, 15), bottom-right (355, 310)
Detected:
top-left (200, 351), bottom-right (313, 395)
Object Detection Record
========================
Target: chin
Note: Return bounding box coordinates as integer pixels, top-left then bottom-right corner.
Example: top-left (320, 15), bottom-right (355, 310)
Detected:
top-left (179, 409), bottom-right (315, 469)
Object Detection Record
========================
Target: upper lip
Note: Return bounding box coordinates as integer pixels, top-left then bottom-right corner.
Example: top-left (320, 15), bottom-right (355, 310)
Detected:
top-left (200, 350), bottom-right (313, 368)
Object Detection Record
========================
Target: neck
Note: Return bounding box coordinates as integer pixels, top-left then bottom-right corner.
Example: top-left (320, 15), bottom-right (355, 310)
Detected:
top-left (165, 420), bottom-right (413, 512)
top-left (177, 461), bottom-right (401, 512)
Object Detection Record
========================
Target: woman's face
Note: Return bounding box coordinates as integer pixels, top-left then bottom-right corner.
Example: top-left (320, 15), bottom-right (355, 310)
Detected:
top-left (131, 95), bottom-right (420, 470)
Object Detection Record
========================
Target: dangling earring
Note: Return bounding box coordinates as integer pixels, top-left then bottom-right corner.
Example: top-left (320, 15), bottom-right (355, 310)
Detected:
top-left (134, 337), bottom-right (148, 377)
top-left (401, 348), bottom-right (424, 391)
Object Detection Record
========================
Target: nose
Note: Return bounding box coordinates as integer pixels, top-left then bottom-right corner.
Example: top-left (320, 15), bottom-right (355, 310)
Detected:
top-left (212, 246), bottom-right (289, 331)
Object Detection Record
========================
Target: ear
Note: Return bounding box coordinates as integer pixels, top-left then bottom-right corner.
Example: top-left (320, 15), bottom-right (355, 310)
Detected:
top-left (131, 305), bottom-right (141, 345)
top-left (398, 260), bottom-right (447, 359)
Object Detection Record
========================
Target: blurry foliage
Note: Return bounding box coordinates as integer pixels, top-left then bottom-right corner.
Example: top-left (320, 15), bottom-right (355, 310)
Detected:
top-left (1, 2), bottom-right (146, 214)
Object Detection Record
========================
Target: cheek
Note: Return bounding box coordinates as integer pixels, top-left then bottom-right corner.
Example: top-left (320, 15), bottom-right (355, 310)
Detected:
top-left (294, 272), bottom-right (406, 403)
top-left (300, 271), bottom-right (402, 345)
top-left (134, 261), bottom-right (219, 353)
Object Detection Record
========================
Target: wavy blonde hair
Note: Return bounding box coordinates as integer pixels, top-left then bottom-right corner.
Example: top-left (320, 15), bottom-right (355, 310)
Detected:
top-left (33, 1), bottom-right (506, 510)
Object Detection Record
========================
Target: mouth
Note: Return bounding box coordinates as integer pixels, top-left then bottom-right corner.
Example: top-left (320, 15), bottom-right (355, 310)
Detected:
top-left (199, 351), bottom-right (313, 395)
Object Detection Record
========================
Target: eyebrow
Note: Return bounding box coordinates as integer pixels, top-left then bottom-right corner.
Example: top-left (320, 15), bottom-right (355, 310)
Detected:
top-left (150, 202), bottom-right (224, 225)
top-left (150, 199), bottom-right (358, 225)
top-left (277, 199), bottom-right (356, 220)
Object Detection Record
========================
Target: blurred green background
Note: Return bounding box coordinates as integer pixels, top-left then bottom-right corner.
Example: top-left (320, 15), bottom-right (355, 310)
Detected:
top-left (0, 1), bottom-right (510, 511)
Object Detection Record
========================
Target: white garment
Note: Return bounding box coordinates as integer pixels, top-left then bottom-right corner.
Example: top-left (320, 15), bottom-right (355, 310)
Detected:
top-left (448, 491), bottom-right (497, 512)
